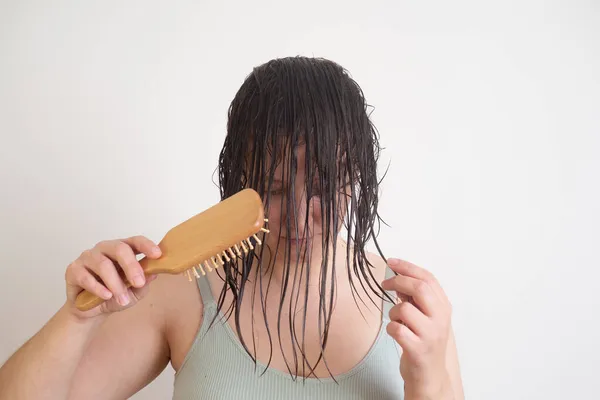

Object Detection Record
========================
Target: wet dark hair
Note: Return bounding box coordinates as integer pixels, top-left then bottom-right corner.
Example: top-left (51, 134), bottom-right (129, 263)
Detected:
top-left (214, 56), bottom-right (391, 380)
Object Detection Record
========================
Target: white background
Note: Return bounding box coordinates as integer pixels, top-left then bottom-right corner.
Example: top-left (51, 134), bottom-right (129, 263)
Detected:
top-left (1, 1), bottom-right (599, 399)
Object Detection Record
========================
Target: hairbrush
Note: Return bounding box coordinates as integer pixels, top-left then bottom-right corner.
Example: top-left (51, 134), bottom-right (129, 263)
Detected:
top-left (74, 188), bottom-right (269, 311)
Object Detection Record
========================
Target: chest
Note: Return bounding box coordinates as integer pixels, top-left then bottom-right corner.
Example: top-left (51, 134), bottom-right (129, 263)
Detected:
top-left (222, 287), bottom-right (385, 378)
top-left (171, 294), bottom-right (404, 400)
top-left (167, 267), bottom-right (389, 378)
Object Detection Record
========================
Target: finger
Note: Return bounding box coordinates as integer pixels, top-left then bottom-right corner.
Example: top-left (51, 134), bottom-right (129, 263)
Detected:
top-left (130, 274), bottom-right (158, 302)
top-left (66, 260), bottom-right (113, 300)
top-left (382, 274), bottom-right (439, 317)
top-left (96, 240), bottom-right (146, 288)
top-left (383, 276), bottom-right (410, 303)
top-left (386, 320), bottom-right (420, 352)
top-left (122, 236), bottom-right (162, 259)
top-left (387, 258), bottom-right (449, 303)
top-left (387, 258), bottom-right (435, 283)
top-left (389, 301), bottom-right (430, 338)
top-left (81, 250), bottom-right (131, 307)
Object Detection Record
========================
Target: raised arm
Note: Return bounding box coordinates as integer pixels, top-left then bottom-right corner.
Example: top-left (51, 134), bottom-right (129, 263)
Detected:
top-left (0, 236), bottom-right (171, 400)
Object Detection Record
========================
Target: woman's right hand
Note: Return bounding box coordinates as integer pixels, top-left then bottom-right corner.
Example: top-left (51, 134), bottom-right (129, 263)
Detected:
top-left (64, 236), bottom-right (163, 319)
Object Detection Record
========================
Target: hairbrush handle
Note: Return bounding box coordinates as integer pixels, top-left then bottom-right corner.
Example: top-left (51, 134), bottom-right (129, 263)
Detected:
top-left (73, 188), bottom-right (268, 312)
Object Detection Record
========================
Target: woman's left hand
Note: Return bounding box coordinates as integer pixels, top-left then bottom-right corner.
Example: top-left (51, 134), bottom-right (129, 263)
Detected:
top-left (382, 258), bottom-right (454, 400)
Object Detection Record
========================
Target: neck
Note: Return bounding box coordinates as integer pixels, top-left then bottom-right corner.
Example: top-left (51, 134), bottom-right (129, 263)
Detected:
top-left (253, 238), bottom-right (355, 294)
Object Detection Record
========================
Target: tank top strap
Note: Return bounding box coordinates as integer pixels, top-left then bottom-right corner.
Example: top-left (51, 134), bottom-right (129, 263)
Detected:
top-left (382, 266), bottom-right (396, 318)
top-left (196, 276), bottom-right (216, 308)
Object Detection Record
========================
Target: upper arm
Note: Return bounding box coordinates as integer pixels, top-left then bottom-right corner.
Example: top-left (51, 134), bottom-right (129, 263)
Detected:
top-left (67, 278), bottom-right (171, 400)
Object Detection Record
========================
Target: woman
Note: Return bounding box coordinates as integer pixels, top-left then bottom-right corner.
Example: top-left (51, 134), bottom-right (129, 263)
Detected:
top-left (0, 57), bottom-right (463, 399)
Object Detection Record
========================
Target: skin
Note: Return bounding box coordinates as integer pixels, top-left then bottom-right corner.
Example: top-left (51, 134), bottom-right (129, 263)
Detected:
top-left (0, 147), bottom-right (464, 400)
top-left (384, 259), bottom-right (464, 400)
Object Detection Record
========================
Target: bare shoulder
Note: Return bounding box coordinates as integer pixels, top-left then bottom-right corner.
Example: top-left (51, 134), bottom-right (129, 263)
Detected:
top-left (365, 250), bottom-right (390, 279)
top-left (67, 274), bottom-right (197, 399)
top-left (154, 273), bottom-right (204, 372)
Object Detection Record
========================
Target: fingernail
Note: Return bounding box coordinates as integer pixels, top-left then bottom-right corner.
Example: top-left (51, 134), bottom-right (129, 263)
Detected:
top-left (132, 275), bottom-right (145, 287)
top-left (118, 293), bottom-right (130, 306)
top-left (102, 290), bottom-right (113, 300)
top-left (149, 274), bottom-right (158, 281)
top-left (153, 246), bottom-right (161, 255)
top-left (387, 258), bottom-right (399, 266)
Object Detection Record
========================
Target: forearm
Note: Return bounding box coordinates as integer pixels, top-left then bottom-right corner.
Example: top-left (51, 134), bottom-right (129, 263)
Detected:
top-left (404, 376), bottom-right (457, 400)
top-left (405, 393), bottom-right (454, 400)
top-left (404, 390), bottom-right (452, 400)
top-left (405, 390), bottom-right (455, 400)
top-left (0, 304), bottom-right (106, 400)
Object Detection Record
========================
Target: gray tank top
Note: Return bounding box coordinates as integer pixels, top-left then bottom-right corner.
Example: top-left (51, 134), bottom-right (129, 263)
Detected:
top-left (173, 269), bottom-right (405, 399)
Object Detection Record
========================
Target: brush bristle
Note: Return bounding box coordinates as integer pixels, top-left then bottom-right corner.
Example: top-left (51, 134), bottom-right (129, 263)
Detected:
top-left (183, 217), bottom-right (268, 281)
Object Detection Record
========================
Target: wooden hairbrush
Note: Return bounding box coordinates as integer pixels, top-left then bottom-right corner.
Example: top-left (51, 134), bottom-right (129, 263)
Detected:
top-left (74, 188), bottom-right (269, 311)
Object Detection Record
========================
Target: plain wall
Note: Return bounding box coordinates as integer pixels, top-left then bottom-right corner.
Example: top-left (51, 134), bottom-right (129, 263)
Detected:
top-left (1, 1), bottom-right (599, 399)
